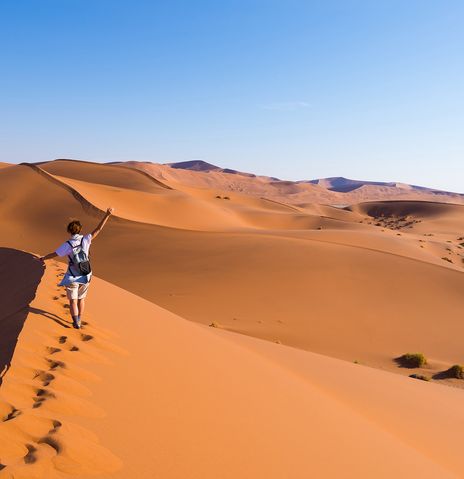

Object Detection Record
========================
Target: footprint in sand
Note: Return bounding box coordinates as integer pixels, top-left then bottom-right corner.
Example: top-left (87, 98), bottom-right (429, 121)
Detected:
top-left (46, 346), bottom-right (61, 355)
top-left (32, 388), bottom-right (56, 409)
top-left (19, 426), bottom-right (62, 468)
top-left (2, 406), bottom-right (21, 422)
top-left (47, 359), bottom-right (66, 371)
top-left (53, 296), bottom-right (59, 300)
top-left (34, 371), bottom-right (55, 387)
top-left (56, 336), bottom-right (79, 351)
top-left (24, 444), bottom-right (38, 464)
top-left (81, 334), bottom-right (93, 342)
top-left (38, 435), bottom-right (61, 453)
top-left (48, 419), bottom-right (62, 435)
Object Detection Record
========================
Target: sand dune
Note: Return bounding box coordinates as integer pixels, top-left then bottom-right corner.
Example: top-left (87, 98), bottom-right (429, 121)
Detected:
top-left (119, 160), bottom-right (464, 205)
top-left (39, 159), bottom-right (170, 192)
top-left (351, 200), bottom-right (464, 235)
top-left (1, 256), bottom-right (463, 478)
top-left (0, 162), bottom-right (463, 376)
top-left (1, 159), bottom-right (463, 477)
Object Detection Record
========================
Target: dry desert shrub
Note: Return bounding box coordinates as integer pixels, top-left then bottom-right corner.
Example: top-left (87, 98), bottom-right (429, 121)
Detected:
top-left (444, 364), bottom-right (464, 379)
top-left (396, 353), bottom-right (427, 368)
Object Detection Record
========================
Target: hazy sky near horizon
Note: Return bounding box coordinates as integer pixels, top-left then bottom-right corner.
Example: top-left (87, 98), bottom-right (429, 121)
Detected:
top-left (1, 1), bottom-right (463, 192)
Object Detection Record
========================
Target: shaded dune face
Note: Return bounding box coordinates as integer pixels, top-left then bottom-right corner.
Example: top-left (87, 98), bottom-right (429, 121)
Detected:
top-left (0, 249), bottom-right (44, 386)
top-left (349, 200), bottom-right (464, 218)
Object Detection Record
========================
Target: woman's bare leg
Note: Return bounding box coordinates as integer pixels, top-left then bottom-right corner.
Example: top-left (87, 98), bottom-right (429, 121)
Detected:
top-left (78, 298), bottom-right (85, 318)
top-left (70, 299), bottom-right (79, 317)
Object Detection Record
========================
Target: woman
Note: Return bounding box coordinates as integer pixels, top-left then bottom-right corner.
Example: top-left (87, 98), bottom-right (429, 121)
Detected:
top-left (39, 207), bottom-right (114, 329)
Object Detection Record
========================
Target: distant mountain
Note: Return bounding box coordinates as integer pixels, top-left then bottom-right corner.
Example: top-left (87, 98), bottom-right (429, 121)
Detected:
top-left (168, 160), bottom-right (221, 172)
top-left (306, 177), bottom-right (397, 192)
top-left (168, 160), bottom-right (257, 177)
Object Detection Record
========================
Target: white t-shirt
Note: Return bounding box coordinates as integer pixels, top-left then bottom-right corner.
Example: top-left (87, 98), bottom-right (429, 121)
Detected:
top-left (55, 233), bottom-right (92, 258)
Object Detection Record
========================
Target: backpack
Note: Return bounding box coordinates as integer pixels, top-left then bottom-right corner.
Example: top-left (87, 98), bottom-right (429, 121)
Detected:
top-left (67, 237), bottom-right (92, 276)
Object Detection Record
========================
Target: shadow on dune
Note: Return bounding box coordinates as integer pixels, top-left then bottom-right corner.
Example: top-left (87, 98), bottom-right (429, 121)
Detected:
top-left (432, 371), bottom-right (451, 380)
top-left (0, 248), bottom-right (44, 387)
top-left (28, 307), bottom-right (71, 329)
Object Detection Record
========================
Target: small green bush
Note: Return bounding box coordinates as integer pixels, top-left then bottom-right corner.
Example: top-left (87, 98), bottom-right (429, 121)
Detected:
top-left (397, 353), bottom-right (427, 368)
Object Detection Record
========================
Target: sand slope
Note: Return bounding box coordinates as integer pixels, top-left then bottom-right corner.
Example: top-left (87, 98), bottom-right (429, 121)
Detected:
top-left (0, 162), bottom-right (463, 382)
top-left (39, 159), bottom-right (170, 193)
top-left (1, 255), bottom-right (463, 478)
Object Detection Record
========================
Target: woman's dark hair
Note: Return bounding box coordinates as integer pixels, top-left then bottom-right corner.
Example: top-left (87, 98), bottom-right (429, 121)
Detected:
top-left (67, 220), bottom-right (82, 235)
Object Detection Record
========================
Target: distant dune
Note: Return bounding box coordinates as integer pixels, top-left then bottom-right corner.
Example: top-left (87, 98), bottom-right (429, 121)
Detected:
top-left (0, 158), bottom-right (463, 478)
top-left (117, 159), bottom-right (464, 206)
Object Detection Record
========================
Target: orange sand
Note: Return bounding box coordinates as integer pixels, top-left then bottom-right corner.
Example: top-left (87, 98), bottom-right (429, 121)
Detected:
top-left (1, 159), bottom-right (463, 477)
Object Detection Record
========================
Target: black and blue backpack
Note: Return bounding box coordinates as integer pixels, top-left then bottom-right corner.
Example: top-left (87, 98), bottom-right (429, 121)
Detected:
top-left (67, 237), bottom-right (92, 276)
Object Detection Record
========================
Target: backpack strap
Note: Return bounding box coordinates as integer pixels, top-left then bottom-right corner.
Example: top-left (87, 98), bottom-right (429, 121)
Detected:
top-left (67, 238), bottom-right (83, 252)
top-left (66, 240), bottom-right (79, 264)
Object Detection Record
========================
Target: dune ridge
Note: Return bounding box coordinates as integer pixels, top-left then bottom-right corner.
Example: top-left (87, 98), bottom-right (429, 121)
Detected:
top-left (20, 163), bottom-right (105, 217)
top-left (39, 158), bottom-right (172, 191)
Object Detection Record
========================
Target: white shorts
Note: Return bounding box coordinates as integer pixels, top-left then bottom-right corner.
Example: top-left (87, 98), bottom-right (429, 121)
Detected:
top-left (66, 282), bottom-right (90, 300)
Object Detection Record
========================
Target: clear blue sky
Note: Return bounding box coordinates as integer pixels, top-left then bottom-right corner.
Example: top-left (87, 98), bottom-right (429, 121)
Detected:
top-left (1, 1), bottom-right (463, 192)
